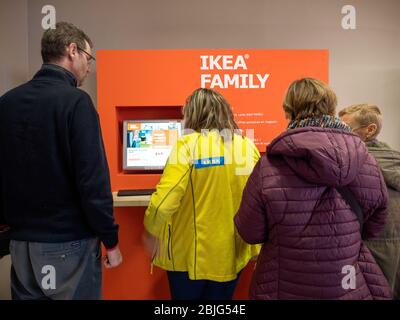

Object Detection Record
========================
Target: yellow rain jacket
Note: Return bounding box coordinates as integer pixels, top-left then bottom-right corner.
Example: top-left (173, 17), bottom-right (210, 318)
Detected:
top-left (144, 131), bottom-right (260, 282)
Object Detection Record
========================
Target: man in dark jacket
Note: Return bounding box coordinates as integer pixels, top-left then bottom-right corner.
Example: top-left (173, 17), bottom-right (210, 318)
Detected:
top-left (0, 22), bottom-right (122, 299)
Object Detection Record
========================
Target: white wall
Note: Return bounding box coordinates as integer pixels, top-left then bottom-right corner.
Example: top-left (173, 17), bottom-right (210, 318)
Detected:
top-left (25, 0), bottom-right (400, 149)
top-left (0, 0), bottom-right (28, 300)
top-left (0, 0), bottom-right (28, 94)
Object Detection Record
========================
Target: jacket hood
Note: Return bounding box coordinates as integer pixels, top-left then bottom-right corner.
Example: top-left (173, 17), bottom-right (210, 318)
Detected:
top-left (267, 127), bottom-right (369, 187)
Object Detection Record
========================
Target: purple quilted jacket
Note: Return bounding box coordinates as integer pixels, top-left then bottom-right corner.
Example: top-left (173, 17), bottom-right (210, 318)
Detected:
top-left (235, 127), bottom-right (392, 299)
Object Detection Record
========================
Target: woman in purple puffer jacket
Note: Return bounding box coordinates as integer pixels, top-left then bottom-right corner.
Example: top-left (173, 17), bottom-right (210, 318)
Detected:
top-left (234, 78), bottom-right (392, 300)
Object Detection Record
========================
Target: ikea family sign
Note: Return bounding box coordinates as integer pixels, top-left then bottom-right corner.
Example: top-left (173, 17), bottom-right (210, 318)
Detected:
top-left (200, 55), bottom-right (270, 89)
top-left (97, 50), bottom-right (328, 150)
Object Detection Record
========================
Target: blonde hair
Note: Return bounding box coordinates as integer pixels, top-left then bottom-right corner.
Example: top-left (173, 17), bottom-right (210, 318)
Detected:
top-left (283, 78), bottom-right (337, 120)
top-left (338, 104), bottom-right (382, 139)
top-left (183, 88), bottom-right (239, 134)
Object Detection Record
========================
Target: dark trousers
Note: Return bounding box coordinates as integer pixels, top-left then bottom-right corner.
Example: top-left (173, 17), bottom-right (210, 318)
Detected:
top-left (167, 271), bottom-right (240, 300)
top-left (10, 238), bottom-right (102, 300)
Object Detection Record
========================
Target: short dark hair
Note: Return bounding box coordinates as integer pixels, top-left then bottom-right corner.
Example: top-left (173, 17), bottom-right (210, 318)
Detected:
top-left (41, 22), bottom-right (93, 63)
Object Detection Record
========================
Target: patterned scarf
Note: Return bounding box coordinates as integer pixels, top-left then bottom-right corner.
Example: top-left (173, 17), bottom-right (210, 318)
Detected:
top-left (288, 114), bottom-right (352, 132)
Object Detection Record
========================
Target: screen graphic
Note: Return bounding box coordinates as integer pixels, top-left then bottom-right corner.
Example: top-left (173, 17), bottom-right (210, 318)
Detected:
top-left (123, 120), bottom-right (182, 170)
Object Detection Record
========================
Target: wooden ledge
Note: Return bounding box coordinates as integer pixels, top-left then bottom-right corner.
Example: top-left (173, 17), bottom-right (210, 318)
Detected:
top-left (112, 192), bottom-right (151, 207)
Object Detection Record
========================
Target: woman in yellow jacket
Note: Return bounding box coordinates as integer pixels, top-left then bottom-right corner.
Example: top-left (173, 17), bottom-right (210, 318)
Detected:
top-left (143, 88), bottom-right (260, 299)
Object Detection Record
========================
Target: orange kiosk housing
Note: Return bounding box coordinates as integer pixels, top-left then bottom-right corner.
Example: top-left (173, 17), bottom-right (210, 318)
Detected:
top-left (97, 50), bottom-right (328, 299)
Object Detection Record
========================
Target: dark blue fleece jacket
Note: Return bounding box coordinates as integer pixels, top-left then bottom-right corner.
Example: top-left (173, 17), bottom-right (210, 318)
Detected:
top-left (0, 64), bottom-right (118, 248)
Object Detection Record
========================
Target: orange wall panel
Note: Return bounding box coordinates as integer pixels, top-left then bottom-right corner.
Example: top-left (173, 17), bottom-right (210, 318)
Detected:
top-left (97, 50), bottom-right (328, 299)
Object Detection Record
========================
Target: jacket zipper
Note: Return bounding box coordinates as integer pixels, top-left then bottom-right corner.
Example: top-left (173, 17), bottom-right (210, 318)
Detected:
top-left (167, 224), bottom-right (172, 260)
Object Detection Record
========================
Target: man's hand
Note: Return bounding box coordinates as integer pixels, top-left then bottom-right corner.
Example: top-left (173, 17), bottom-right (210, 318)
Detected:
top-left (104, 246), bottom-right (123, 268)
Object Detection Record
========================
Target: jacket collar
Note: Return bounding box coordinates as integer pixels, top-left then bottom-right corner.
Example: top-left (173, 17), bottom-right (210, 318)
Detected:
top-left (287, 115), bottom-right (352, 132)
top-left (33, 63), bottom-right (78, 87)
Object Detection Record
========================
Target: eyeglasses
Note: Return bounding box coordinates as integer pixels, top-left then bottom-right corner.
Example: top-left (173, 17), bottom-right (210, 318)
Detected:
top-left (77, 46), bottom-right (96, 62)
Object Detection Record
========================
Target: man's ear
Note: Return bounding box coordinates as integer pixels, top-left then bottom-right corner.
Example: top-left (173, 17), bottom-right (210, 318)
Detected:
top-left (366, 123), bottom-right (377, 139)
top-left (66, 42), bottom-right (78, 60)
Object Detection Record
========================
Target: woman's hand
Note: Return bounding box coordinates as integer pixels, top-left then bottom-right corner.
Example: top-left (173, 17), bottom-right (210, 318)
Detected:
top-left (142, 230), bottom-right (159, 257)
